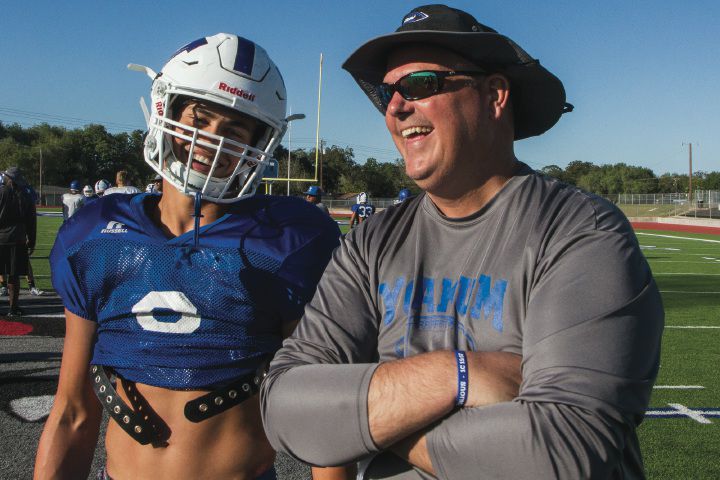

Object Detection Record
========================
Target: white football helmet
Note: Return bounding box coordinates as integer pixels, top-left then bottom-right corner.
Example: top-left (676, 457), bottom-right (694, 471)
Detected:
top-left (95, 179), bottom-right (110, 195)
top-left (357, 192), bottom-right (368, 204)
top-left (129, 33), bottom-right (288, 203)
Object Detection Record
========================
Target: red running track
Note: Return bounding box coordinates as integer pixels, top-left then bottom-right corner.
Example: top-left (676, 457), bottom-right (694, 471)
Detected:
top-left (0, 319), bottom-right (34, 336)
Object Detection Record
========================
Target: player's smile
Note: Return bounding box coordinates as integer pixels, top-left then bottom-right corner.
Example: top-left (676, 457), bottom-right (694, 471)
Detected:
top-left (182, 144), bottom-right (234, 178)
top-left (172, 100), bottom-right (259, 179)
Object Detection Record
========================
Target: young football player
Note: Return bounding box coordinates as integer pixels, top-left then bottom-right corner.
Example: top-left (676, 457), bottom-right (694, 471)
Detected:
top-left (102, 170), bottom-right (141, 195)
top-left (348, 191), bottom-right (375, 228)
top-left (94, 179), bottom-right (110, 197)
top-left (61, 180), bottom-right (85, 220)
top-left (35, 33), bottom-right (340, 480)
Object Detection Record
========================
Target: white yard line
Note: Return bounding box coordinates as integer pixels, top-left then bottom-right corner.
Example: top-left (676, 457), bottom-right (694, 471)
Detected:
top-left (653, 273), bottom-right (720, 275)
top-left (654, 385), bottom-right (704, 389)
top-left (651, 261), bottom-right (720, 264)
top-left (660, 291), bottom-right (719, 294)
top-left (665, 325), bottom-right (720, 329)
top-left (637, 233), bottom-right (720, 244)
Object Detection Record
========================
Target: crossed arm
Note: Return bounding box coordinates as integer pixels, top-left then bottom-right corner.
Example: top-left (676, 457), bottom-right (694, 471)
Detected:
top-left (367, 350), bottom-right (521, 474)
top-left (309, 350), bottom-right (520, 479)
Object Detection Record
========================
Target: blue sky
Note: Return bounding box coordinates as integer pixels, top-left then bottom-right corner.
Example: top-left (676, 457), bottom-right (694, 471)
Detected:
top-left (1, 1), bottom-right (717, 175)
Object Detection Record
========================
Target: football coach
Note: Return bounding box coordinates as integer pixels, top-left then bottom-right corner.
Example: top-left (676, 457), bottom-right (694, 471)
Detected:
top-left (261, 4), bottom-right (664, 479)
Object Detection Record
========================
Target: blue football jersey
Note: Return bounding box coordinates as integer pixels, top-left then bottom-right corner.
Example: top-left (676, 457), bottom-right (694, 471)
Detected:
top-left (51, 193), bottom-right (340, 388)
top-left (351, 202), bottom-right (375, 219)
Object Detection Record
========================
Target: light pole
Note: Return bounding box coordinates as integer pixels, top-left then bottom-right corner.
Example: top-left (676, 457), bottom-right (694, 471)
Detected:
top-left (285, 113), bottom-right (306, 195)
top-left (38, 146), bottom-right (43, 206)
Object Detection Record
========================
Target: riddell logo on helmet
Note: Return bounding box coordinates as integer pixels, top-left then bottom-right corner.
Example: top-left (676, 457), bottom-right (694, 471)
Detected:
top-left (218, 83), bottom-right (256, 102)
top-left (155, 101), bottom-right (164, 116)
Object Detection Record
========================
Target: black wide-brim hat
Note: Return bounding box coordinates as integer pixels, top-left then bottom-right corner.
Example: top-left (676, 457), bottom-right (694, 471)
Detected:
top-left (342, 4), bottom-right (573, 140)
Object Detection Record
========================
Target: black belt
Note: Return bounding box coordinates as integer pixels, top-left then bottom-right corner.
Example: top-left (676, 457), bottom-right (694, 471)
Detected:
top-left (89, 364), bottom-right (264, 444)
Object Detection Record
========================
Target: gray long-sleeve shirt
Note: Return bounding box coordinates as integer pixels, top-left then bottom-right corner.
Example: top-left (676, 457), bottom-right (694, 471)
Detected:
top-left (261, 164), bottom-right (664, 479)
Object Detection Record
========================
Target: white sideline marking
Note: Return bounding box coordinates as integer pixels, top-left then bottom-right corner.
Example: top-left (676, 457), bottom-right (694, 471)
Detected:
top-left (652, 261), bottom-right (720, 264)
top-left (641, 246), bottom-right (681, 251)
top-left (23, 313), bottom-right (65, 319)
top-left (665, 326), bottom-right (720, 329)
top-left (637, 233), bottom-right (720, 244)
top-left (10, 395), bottom-right (54, 422)
top-left (668, 403), bottom-right (713, 424)
top-left (653, 273), bottom-right (720, 275)
top-left (654, 385), bottom-right (704, 389)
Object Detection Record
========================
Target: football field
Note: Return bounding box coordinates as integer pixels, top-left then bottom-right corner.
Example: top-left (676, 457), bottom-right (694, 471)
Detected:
top-left (634, 230), bottom-right (720, 479)
top-left (2, 215), bottom-right (719, 478)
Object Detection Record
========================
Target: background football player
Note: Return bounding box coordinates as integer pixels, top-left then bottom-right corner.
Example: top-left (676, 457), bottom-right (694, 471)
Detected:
top-left (349, 191), bottom-right (375, 228)
top-left (94, 179), bottom-right (110, 197)
top-left (61, 180), bottom-right (85, 220)
top-left (35, 33), bottom-right (340, 480)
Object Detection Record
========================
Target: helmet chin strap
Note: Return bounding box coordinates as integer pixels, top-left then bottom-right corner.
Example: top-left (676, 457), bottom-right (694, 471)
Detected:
top-left (192, 191), bottom-right (203, 248)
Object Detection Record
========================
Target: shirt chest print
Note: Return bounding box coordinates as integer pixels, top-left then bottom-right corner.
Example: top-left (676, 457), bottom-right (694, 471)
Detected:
top-left (378, 274), bottom-right (508, 332)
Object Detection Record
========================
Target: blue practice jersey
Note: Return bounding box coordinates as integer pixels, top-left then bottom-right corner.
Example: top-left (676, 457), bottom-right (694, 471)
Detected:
top-left (351, 202), bottom-right (375, 219)
top-left (51, 193), bottom-right (341, 389)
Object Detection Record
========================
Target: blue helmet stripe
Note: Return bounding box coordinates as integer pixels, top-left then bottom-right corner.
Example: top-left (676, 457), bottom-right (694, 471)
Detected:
top-left (170, 37), bottom-right (209, 59)
top-left (233, 36), bottom-right (256, 75)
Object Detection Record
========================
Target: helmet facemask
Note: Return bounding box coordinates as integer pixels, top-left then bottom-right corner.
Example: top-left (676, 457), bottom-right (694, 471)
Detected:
top-left (145, 94), bottom-right (280, 203)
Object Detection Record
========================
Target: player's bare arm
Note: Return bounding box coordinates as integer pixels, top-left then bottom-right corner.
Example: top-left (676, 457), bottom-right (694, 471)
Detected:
top-left (34, 310), bottom-right (102, 480)
top-left (312, 465), bottom-right (358, 480)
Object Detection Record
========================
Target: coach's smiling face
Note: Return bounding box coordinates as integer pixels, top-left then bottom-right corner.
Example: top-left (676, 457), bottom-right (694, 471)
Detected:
top-left (383, 45), bottom-right (515, 217)
top-left (383, 46), bottom-right (489, 197)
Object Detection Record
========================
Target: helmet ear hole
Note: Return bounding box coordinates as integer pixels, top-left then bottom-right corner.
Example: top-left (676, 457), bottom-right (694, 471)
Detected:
top-left (252, 124), bottom-right (271, 151)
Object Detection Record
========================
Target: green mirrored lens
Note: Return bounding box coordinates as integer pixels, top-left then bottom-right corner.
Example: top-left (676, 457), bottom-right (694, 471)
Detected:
top-left (401, 72), bottom-right (440, 100)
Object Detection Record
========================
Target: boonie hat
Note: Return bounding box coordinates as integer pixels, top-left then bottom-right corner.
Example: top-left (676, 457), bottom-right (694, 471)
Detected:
top-left (342, 4), bottom-right (573, 139)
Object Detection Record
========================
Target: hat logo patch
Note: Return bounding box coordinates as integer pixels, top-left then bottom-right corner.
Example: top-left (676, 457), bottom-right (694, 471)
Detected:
top-left (402, 11), bottom-right (429, 24)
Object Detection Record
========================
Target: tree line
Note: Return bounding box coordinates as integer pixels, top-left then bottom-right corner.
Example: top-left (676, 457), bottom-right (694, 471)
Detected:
top-left (1, 121), bottom-right (718, 198)
top-left (541, 161), bottom-right (720, 196)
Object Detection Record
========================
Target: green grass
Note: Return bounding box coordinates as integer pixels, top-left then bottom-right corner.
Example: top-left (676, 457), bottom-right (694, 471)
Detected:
top-left (29, 217), bottom-right (720, 478)
top-left (29, 214), bottom-right (63, 291)
top-left (635, 229), bottom-right (720, 479)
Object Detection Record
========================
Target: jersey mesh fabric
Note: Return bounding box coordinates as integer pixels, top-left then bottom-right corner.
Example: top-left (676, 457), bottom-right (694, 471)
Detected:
top-left (67, 237), bottom-right (286, 388)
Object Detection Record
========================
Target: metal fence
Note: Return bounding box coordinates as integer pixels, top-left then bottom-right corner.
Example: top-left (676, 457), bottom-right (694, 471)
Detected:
top-left (602, 190), bottom-right (719, 219)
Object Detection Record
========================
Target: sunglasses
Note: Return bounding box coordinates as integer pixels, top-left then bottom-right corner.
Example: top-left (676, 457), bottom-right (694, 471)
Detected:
top-left (377, 70), bottom-right (486, 109)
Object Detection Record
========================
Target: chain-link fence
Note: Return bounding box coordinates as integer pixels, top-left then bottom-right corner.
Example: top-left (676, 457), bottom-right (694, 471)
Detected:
top-left (604, 190), bottom-right (719, 219)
